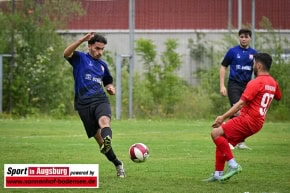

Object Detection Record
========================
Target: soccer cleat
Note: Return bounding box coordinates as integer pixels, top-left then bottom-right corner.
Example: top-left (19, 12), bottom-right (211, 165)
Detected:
top-left (202, 173), bottom-right (220, 182)
top-left (219, 164), bottom-right (242, 182)
top-left (100, 136), bottom-right (112, 154)
top-left (116, 162), bottom-right (126, 178)
top-left (236, 142), bottom-right (252, 150)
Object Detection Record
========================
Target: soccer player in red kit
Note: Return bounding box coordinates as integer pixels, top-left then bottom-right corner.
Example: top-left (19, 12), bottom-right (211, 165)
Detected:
top-left (205, 53), bottom-right (282, 182)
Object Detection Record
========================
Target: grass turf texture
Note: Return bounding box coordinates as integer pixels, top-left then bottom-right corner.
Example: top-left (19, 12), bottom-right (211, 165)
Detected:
top-left (0, 119), bottom-right (289, 193)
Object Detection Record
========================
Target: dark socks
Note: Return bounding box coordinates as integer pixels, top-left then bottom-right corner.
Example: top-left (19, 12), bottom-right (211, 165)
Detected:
top-left (101, 127), bottom-right (121, 166)
top-left (105, 148), bottom-right (121, 166)
top-left (101, 127), bottom-right (112, 139)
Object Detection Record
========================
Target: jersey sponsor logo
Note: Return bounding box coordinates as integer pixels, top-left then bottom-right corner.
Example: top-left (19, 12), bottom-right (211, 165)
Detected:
top-left (85, 74), bottom-right (92, 80)
top-left (236, 65), bottom-right (252, 71)
top-left (85, 74), bottom-right (102, 85)
top-left (4, 164), bottom-right (99, 188)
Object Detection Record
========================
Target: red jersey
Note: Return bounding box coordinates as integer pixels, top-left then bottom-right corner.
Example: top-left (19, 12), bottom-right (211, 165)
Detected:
top-left (239, 74), bottom-right (282, 133)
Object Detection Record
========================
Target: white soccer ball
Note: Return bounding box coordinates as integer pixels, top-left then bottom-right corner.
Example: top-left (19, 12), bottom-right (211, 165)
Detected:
top-left (129, 143), bottom-right (150, 163)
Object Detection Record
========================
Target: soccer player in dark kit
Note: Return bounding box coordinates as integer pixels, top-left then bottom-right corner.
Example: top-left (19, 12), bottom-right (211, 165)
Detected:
top-left (63, 32), bottom-right (125, 178)
top-left (219, 28), bottom-right (258, 150)
top-left (205, 53), bottom-right (282, 182)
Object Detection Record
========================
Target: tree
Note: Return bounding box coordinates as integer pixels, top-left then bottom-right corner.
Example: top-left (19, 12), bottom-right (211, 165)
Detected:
top-left (0, 0), bottom-right (84, 116)
top-left (135, 38), bottom-right (185, 115)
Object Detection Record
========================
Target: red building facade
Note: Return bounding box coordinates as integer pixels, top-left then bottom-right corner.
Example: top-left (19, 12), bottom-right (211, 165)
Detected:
top-left (67, 0), bottom-right (290, 30)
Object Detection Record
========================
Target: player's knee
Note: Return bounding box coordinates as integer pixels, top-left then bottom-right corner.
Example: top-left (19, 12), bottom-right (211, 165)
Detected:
top-left (211, 127), bottom-right (222, 140)
top-left (98, 116), bottom-right (111, 128)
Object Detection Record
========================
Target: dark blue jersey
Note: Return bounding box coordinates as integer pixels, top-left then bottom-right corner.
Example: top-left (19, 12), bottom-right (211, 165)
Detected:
top-left (65, 51), bottom-right (113, 110)
top-left (222, 45), bottom-right (257, 86)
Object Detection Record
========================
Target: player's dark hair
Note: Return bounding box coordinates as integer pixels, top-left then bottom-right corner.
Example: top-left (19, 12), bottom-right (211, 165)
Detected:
top-left (88, 34), bottom-right (107, 45)
top-left (238, 28), bottom-right (252, 37)
top-left (254, 53), bottom-right (272, 71)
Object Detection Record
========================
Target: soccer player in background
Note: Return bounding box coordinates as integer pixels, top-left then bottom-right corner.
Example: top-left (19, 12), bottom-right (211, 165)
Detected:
top-left (220, 28), bottom-right (258, 150)
top-left (63, 32), bottom-right (125, 178)
top-left (206, 53), bottom-right (282, 182)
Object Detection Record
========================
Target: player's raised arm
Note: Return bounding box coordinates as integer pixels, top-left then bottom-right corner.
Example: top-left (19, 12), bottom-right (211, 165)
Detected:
top-left (63, 32), bottom-right (95, 58)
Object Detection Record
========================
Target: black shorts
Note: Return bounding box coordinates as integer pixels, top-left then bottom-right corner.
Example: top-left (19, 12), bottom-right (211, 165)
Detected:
top-left (77, 102), bottom-right (112, 138)
top-left (227, 81), bottom-right (246, 106)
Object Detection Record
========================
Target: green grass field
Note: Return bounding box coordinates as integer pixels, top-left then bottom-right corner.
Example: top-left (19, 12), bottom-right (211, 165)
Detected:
top-left (1, 118), bottom-right (289, 193)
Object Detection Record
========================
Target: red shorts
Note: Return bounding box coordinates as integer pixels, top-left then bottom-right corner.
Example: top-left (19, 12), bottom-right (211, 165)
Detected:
top-left (221, 115), bottom-right (257, 146)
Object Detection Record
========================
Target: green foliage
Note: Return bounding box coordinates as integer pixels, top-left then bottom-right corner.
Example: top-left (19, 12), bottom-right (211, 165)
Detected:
top-left (1, 3), bottom-right (289, 122)
top-left (188, 33), bottom-right (229, 115)
top-left (254, 17), bottom-right (290, 120)
top-left (0, 0), bottom-right (84, 116)
top-left (135, 39), bottom-right (160, 102)
top-left (135, 38), bottom-right (186, 116)
top-left (189, 18), bottom-right (290, 120)
top-left (132, 73), bottom-right (155, 118)
top-left (108, 22), bottom-right (290, 120)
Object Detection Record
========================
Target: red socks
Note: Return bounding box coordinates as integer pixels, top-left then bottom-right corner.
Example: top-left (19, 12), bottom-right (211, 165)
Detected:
top-left (215, 147), bottom-right (226, 171)
top-left (214, 136), bottom-right (234, 170)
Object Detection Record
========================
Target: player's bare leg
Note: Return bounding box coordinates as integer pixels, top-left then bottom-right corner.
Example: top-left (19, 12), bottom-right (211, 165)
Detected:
top-left (95, 116), bottom-right (125, 177)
